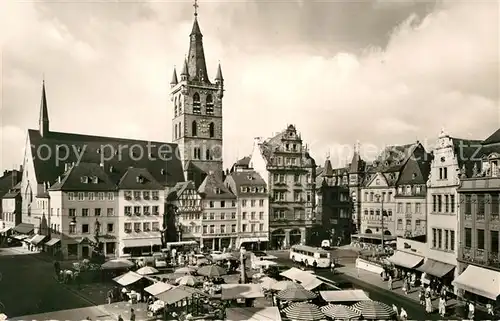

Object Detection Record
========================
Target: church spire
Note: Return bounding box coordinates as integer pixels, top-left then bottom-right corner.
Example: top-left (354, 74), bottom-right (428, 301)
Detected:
top-left (187, 0), bottom-right (209, 83)
top-left (39, 79), bottom-right (49, 137)
top-left (170, 66), bottom-right (178, 87)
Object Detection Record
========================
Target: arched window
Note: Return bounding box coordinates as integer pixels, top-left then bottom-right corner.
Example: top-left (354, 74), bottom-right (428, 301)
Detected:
top-left (206, 149), bottom-right (211, 160)
top-left (178, 97), bottom-right (183, 114)
top-left (206, 94), bottom-right (214, 115)
top-left (193, 93), bottom-right (201, 114)
top-left (192, 120), bottom-right (197, 136)
top-left (174, 123), bottom-right (178, 139)
top-left (174, 97), bottom-right (178, 117)
top-left (209, 122), bottom-right (215, 138)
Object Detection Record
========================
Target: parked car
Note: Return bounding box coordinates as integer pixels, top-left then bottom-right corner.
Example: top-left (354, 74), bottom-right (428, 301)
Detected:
top-left (210, 250), bottom-right (224, 261)
top-left (321, 240), bottom-right (331, 249)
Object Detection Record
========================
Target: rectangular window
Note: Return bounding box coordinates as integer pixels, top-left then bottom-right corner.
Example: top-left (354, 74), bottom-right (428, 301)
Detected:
top-left (445, 230), bottom-right (449, 250)
top-left (107, 208), bottom-right (114, 216)
top-left (437, 195), bottom-right (442, 212)
top-left (450, 195), bottom-right (455, 213)
top-left (491, 230), bottom-right (499, 253)
top-left (231, 224), bottom-right (236, 233)
top-left (405, 203), bottom-right (411, 214)
top-left (438, 229), bottom-right (442, 249)
top-left (94, 208), bottom-right (101, 216)
top-left (82, 208), bottom-right (89, 217)
top-left (220, 225), bottom-right (225, 234)
top-left (397, 203), bottom-right (403, 213)
top-left (134, 223), bottom-right (141, 232)
top-left (477, 229), bottom-right (485, 250)
top-left (69, 208), bottom-right (76, 217)
top-left (107, 223), bottom-right (114, 232)
top-left (492, 194), bottom-right (499, 215)
top-left (88, 192), bottom-right (95, 201)
top-left (415, 203), bottom-right (421, 214)
top-left (478, 195), bottom-right (485, 215)
top-left (432, 195), bottom-right (437, 212)
top-left (450, 230), bottom-right (455, 251)
top-left (242, 224), bottom-right (247, 232)
top-left (68, 192), bottom-right (75, 201)
top-left (98, 192), bottom-right (104, 200)
top-left (78, 192), bottom-right (84, 201)
top-left (82, 224), bottom-right (89, 234)
top-left (432, 228), bottom-right (437, 248)
top-left (107, 192), bottom-right (114, 200)
top-left (445, 195), bottom-right (449, 212)
top-left (444, 167), bottom-right (448, 179)
top-left (465, 195), bottom-right (472, 214)
top-left (465, 228), bottom-right (472, 248)
top-left (221, 201), bottom-right (226, 208)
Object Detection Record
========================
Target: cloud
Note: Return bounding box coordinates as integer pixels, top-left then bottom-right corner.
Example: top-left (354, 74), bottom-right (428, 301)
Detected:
top-left (0, 0), bottom-right (498, 172)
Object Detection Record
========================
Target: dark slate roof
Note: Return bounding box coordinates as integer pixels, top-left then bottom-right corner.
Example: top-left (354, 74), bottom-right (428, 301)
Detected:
top-left (349, 151), bottom-right (366, 173)
top-left (0, 170), bottom-right (22, 198)
top-left (28, 129), bottom-right (184, 187)
top-left (396, 154), bottom-right (432, 185)
top-left (450, 137), bottom-right (484, 177)
top-left (226, 171), bottom-right (267, 196)
top-left (167, 180), bottom-right (196, 201)
top-left (369, 144), bottom-right (416, 173)
top-left (230, 156), bottom-right (251, 172)
top-left (198, 172), bottom-right (235, 200)
top-left (49, 162), bottom-right (117, 191)
top-left (2, 181), bottom-right (22, 199)
top-left (118, 167), bottom-right (164, 190)
top-left (482, 128), bottom-right (500, 146)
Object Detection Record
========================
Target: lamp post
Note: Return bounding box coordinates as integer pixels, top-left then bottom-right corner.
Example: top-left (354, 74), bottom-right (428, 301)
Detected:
top-left (374, 193), bottom-right (386, 248)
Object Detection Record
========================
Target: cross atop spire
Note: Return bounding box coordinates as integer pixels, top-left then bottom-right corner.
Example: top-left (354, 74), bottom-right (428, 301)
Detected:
top-left (193, 0), bottom-right (199, 17)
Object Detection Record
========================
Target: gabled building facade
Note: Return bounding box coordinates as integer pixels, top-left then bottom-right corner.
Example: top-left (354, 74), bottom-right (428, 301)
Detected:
top-left (168, 181), bottom-right (203, 241)
top-left (249, 125), bottom-right (316, 249)
top-left (198, 171), bottom-right (237, 251)
top-left (425, 129), bottom-right (483, 281)
top-left (0, 170), bottom-right (23, 237)
top-left (360, 143), bottom-right (421, 238)
top-left (225, 169), bottom-right (269, 250)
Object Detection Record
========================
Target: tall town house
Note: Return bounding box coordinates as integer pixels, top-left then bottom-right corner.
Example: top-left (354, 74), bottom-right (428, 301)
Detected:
top-left (225, 169), bottom-right (269, 250)
top-left (0, 170), bottom-right (23, 239)
top-left (249, 125), bottom-right (316, 249)
top-left (454, 128), bottom-right (500, 302)
top-left (170, 9), bottom-right (225, 188)
top-left (425, 129), bottom-right (482, 285)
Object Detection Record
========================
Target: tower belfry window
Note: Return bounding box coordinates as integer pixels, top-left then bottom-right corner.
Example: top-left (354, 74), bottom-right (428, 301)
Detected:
top-left (192, 120), bottom-right (197, 136)
top-left (209, 122), bottom-right (215, 138)
top-left (193, 93), bottom-right (201, 114)
top-left (174, 97), bottom-right (178, 117)
top-left (206, 94), bottom-right (214, 115)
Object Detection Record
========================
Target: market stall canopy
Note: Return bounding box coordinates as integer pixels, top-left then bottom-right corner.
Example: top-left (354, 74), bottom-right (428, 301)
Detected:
top-left (282, 302), bottom-right (325, 321)
top-left (45, 238), bottom-right (61, 246)
top-left (30, 234), bottom-right (46, 246)
top-left (259, 277), bottom-right (277, 290)
top-left (113, 271), bottom-right (143, 286)
top-left (387, 251), bottom-right (423, 269)
top-left (13, 223), bottom-right (34, 234)
top-left (321, 304), bottom-right (361, 320)
top-left (271, 280), bottom-right (304, 292)
top-left (225, 307), bottom-right (281, 321)
top-left (351, 300), bottom-right (395, 320)
top-left (452, 265), bottom-right (500, 300)
top-left (276, 287), bottom-right (317, 302)
top-left (12, 234), bottom-right (28, 240)
top-left (0, 227), bottom-right (11, 233)
top-left (197, 264), bottom-right (227, 278)
top-left (302, 278), bottom-right (323, 291)
top-left (280, 267), bottom-right (316, 284)
top-left (416, 259), bottom-right (455, 278)
top-left (155, 286), bottom-right (206, 305)
top-left (145, 282), bottom-right (173, 296)
top-left (102, 259), bottom-right (134, 270)
top-left (136, 266), bottom-right (159, 275)
top-left (221, 284), bottom-right (265, 300)
top-left (320, 290), bottom-right (371, 302)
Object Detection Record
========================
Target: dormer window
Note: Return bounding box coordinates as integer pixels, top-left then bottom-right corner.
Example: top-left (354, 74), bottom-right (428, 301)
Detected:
top-left (96, 148), bottom-right (101, 154)
top-left (81, 176), bottom-right (89, 183)
top-left (92, 176), bottom-right (98, 184)
top-left (109, 166), bottom-right (114, 173)
top-left (385, 161), bottom-right (389, 166)
top-left (161, 169), bottom-right (166, 175)
top-left (136, 176), bottom-right (144, 183)
top-left (412, 173), bottom-right (417, 179)
top-left (247, 175), bottom-right (254, 180)
top-left (441, 157), bottom-right (445, 162)
top-left (215, 188), bottom-right (221, 194)
top-left (77, 146), bottom-right (82, 153)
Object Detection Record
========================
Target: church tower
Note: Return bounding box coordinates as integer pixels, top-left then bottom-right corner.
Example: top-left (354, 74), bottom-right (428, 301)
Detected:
top-left (170, 1), bottom-right (224, 187)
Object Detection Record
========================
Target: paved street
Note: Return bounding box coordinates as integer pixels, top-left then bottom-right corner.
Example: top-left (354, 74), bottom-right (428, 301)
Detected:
top-left (0, 247), bottom-right (95, 318)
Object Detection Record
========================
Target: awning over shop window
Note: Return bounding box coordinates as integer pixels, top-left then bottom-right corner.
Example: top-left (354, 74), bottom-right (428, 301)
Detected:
top-left (30, 234), bottom-right (47, 245)
top-left (221, 284), bottom-right (265, 300)
top-left (387, 250), bottom-right (423, 269)
top-left (416, 259), bottom-right (455, 278)
top-left (453, 265), bottom-right (500, 300)
top-left (45, 238), bottom-right (61, 246)
top-left (319, 290), bottom-right (371, 303)
top-left (122, 238), bottom-right (162, 248)
top-left (13, 223), bottom-right (34, 234)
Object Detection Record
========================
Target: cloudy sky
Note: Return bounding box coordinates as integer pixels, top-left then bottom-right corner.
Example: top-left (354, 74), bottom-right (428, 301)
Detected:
top-left (0, 0), bottom-right (498, 171)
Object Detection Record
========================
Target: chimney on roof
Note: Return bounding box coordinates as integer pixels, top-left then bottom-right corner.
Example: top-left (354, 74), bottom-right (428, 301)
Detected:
top-left (11, 170), bottom-right (18, 188)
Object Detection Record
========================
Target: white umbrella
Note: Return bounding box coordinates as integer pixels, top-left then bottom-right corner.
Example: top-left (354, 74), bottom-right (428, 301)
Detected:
top-left (176, 275), bottom-right (201, 286)
top-left (136, 266), bottom-right (159, 275)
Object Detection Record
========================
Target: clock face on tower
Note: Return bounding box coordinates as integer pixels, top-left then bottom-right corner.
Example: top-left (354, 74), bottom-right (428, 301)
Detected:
top-left (198, 119), bottom-right (209, 134)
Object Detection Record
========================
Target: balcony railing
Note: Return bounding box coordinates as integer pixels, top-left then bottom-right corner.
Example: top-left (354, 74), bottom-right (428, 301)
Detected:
top-left (460, 247), bottom-right (500, 269)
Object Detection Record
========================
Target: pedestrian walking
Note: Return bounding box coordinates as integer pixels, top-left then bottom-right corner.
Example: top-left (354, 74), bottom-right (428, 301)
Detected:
top-left (330, 261), bottom-right (335, 274)
top-left (392, 304), bottom-right (398, 317)
top-left (402, 277), bottom-right (407, 295)
top-left (439, 296), bottom-right (446, 317)
top-left (487, 303), bottom-right (494, 316)
top-left (400, 307), bottom-right (408, 321)
top-left (468, 301), bottom-right (475, 320)
top-left (419, 287), bottom-right (425, 305)
top-left (130, 308), bottom-right (136, 321)
top-left (388, 275), bottom-right (393, 290)
top-left (425, 295), bottom-right (432, 313)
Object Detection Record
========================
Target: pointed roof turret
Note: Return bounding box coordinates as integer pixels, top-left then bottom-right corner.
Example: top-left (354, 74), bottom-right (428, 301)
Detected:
top-left (215, 62), bottom-right (223, 82)
top-left (39, 79), bottom-right (49, 137)
top-left (170, 67), bottom-right (178, 86)
top-left (181, 58), bottom-right (189, 77)
top-left (324, 157), bottom-right (334, 177)
top-left (349, 142), bottom-right (365, 173)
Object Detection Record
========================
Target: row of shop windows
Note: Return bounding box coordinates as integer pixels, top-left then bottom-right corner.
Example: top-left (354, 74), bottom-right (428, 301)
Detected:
top-left (464, 228), bottom-right (499, 252)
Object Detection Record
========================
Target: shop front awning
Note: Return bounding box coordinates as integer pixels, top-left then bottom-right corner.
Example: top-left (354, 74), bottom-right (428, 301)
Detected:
top-left (387, 251), bottom-right (424, 269)
top-left (30, 234), bottom-right (47, 245)
top-left (122, 238), bottom-right (162, 248)
top-left (416, 259), bottom-right (455, 278)
top-left (45, 238), bottom-right (61, 246)
top-left (453, 265), bottom-right (500, 300)
top-left (319, 290), bottom-right (371, 303)
top-left (221, 284), bottom-right (265, 300)
top-left (13, 223), bottom-right (34, 234)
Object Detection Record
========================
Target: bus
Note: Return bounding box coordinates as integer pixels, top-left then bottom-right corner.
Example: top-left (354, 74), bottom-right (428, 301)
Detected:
top-left (289, 245), bottom-right (331, 268)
